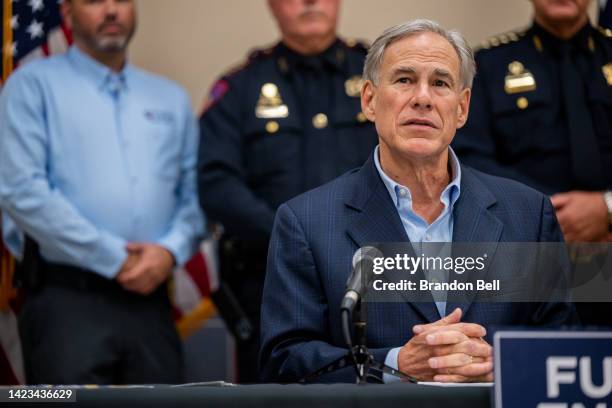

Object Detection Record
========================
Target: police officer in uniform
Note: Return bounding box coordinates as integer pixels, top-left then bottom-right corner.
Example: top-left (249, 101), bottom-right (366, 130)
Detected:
top-left (197, 0), bottom-right (377, 382)
top-left (452, 0), bottom-right (612, 325)
top-left (454, 0), bottom-right (612, 241)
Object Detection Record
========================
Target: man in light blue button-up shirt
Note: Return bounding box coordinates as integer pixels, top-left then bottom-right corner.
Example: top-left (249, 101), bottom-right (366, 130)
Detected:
top-left (0, 0), bottom-right (204, 384)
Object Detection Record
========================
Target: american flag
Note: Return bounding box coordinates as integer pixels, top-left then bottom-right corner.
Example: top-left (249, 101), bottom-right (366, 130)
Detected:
top-left (1, 0), bottom-right (71, 84)
top-left (1, 0), bottom-right (71, 386)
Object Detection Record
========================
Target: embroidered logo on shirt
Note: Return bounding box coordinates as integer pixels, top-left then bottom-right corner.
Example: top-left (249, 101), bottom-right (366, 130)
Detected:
top-left (144, 110), bottom-right (175, 123)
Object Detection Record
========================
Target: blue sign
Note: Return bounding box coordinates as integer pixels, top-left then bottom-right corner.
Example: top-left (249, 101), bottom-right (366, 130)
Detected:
top-left (494, 331), bottom-right (612, 408)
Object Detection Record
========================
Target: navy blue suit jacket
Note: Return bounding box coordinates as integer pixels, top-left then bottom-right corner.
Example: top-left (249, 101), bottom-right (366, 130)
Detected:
top-left (260, 154), bottom-right (574, 383)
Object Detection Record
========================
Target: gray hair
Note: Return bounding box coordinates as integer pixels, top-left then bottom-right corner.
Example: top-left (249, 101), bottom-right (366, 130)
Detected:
top-left (363, 19), bottom-right (476, 89)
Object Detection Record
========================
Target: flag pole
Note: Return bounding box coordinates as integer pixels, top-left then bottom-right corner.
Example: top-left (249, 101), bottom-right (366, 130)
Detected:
top-left (2, 0), bottom-right (14, 84)
top-left (0, 0), bottom-right (15, 309)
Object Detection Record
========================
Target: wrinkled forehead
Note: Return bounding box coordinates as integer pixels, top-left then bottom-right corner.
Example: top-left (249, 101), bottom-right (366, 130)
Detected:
top-left (381, 32), bottom-right (461, 79)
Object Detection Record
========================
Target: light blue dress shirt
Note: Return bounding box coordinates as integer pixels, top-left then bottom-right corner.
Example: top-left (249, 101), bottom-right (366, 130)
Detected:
top-left (373, 145), bottom-right (461, 381)
top-left (0, 46), bottom-right (205, 279)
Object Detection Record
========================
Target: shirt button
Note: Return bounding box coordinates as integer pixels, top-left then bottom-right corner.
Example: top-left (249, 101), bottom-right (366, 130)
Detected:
top-left (399, 189), bottom-right (408, 197)
top-left (425, 234), bottom-right (432, 241)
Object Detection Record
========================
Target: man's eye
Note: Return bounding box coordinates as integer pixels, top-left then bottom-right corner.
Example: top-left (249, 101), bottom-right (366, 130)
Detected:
top-left (397, 77), bottom-right (410, 84)
top-left (434, 80), bottom-right (449, 87)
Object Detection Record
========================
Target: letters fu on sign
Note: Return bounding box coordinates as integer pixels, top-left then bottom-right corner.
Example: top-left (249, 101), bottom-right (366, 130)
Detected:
top-left (494, 332), bottom-right (612, 408)
top-left (542, 356), bottom-right (612, 407)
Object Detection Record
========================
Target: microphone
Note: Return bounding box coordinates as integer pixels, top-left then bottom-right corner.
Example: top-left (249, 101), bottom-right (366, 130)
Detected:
top-left (340, 246), bottom-right (382, 313)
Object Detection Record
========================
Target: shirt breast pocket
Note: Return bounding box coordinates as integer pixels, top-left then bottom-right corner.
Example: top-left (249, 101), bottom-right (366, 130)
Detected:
top-left (489, 88), bottom-right (560, 157)
top-left (333, 108), bottom-right (378, 169)
top-left (587, 81), bottom-right (612, 150)
top-left (242, 119), bottom-right (302, 179)
top-left (589, 83), bottom-right (612, 107)
top-left (142, 122), bottom-right (183, 182)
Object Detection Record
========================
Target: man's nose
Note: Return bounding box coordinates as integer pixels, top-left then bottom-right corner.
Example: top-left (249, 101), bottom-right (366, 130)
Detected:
top-left (104, 0), bottom-right (119, 18)
top-left (410, 82), bottom-right (433, 110)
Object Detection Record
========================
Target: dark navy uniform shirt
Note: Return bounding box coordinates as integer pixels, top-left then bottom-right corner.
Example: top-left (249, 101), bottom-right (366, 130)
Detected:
top-left (453, 22), bottom-right (612, 195)
top-left (198, 39), bottom-right (377, 241)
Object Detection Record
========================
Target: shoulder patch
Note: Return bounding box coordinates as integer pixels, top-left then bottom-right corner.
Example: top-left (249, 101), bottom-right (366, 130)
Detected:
top-left (477, 28), bottom-right (527, 51)
top-left (200, 79), bottom-right (230, 115)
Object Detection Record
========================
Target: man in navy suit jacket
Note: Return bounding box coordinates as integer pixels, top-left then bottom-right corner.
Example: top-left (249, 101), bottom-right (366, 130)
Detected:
top-left (260, 19), bottom-right (574, 384)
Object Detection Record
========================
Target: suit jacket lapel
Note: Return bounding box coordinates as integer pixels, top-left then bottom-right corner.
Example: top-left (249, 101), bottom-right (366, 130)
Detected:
top-left (345, 156), bottom-right (441, 323)
top-left (345, 162), bottom-right (407, 246)
top-left (446, 166), bottom-right (504, 317)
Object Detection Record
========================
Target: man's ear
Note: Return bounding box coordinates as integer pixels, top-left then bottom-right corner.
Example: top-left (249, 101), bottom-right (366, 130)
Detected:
top-left (60, 0), bottom-right (73, 29)
top-left (456, 87), bottom-right (471, 129)
top-left (361, 80), bottom-right (377, 122)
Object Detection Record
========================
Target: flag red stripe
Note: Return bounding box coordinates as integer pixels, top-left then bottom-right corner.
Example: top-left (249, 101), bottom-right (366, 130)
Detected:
top-left (61, 22), bottom-right (73, 44)
top-left (184, 253), bottom-right (211, 297)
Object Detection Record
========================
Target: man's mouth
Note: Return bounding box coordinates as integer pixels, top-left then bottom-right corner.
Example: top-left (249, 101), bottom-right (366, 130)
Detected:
top-left (300, 10), bottom-right (325, 19)
top-left (99, 24), bottom-right (124, 35)
top-left (403, 118), bottom-right (438, 129)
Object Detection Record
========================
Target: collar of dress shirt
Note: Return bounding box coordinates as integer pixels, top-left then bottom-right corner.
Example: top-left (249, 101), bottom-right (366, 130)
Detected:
top-left (373, 145), bottom-right (462, 211)
top-left (67, 45), bottom-right (132, 92)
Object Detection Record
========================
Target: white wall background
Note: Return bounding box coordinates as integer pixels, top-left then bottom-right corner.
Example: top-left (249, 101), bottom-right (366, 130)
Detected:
top-left (129, 0), bottom-right (599, 109)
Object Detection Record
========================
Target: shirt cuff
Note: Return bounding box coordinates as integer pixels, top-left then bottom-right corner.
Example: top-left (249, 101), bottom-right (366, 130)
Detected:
top-left (383, 347), bottom-right (402, 383)
top-left (157, 233), bottom-right (192, 266)
top-left (89, 232), bottom-right (127, 279)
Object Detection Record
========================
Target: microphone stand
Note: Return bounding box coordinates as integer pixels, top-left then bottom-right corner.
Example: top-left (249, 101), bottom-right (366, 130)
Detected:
top-left (352, 299), bottom-right (370, 384)
top-left (300, 298), bottom-right (416, 384)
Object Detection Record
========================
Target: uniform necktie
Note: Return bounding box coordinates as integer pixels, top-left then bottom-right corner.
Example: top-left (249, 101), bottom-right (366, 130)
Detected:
top-left (559, 43), bottom-right (606, 189)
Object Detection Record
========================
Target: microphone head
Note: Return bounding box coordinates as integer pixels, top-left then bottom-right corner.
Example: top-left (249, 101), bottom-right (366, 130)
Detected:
top-left (352, 246), bottom-right (382, 268)
top-left (343, 246), bottom-right (383, 309)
